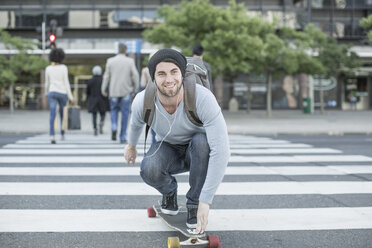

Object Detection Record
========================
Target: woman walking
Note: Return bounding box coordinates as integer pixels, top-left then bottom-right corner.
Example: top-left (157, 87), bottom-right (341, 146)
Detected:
top-left (45, 48), bottom-right (74, 144)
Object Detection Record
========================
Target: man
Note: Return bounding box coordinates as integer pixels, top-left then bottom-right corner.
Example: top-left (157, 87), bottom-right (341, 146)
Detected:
top-left (101, 43), bottom-right (139, 143)
top-left (124, 48), bottom-right (230, 234)
top-left (192, 44), bottom-right (213, 92)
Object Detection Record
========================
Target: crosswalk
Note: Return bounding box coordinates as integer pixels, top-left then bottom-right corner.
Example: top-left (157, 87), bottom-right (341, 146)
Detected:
top-left (1, 134), bottom-right (372, 246)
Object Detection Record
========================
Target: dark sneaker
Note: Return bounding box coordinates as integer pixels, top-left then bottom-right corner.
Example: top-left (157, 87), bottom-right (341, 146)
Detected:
top-left (111, 131), bottom-right (117, 141)
top-left (186, 208), bottom-right (198, 228)
top-left (94, 129), bottom-right (98, 136)
top-left (161, 192), bottom-right (179, 215)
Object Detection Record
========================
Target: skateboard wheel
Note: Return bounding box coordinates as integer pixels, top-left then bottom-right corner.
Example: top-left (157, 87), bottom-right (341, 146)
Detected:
top-left (168, 237), bottom-right (180, 248)
top-left (147, 207), bottom-right (156, 217)
top-left (207, 235), bottom-right (219, 248)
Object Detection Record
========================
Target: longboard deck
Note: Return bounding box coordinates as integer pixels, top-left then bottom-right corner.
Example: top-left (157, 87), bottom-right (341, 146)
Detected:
top-left (153, 205), bottom-right (206, 239)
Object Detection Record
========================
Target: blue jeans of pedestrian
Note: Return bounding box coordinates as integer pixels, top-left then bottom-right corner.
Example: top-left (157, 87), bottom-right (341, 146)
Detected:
top-left (47, 92), bottom-right (68, 136)
top-left (110, 95), bottom-right (131, 142)
top-left (140, 133), bottom-right (210, 208)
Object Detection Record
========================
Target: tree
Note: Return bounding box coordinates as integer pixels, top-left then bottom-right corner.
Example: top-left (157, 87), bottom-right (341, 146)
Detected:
top-left (143, 0), bottom-right (351, 116)
top-left (302, 24), bottom-right (359, 114)
top-left (360, 15), bottom-right (372, 43)
top-left (0, 29), bottom-right (48, 112)
top-left (251, 26), bottom-right (324, 117)
top-left (143, 0), bottom-right (221, 51)
top-left (143, 0), bottom-right (271, 102)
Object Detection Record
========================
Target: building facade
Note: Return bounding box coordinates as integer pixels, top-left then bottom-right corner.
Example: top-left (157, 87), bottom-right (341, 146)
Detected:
top-left (1, 0), bottom-right (372, 110)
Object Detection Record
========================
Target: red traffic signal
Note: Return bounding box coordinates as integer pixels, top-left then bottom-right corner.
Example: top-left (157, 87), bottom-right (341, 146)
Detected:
top-left (49, 34), bottom-right (56, 43)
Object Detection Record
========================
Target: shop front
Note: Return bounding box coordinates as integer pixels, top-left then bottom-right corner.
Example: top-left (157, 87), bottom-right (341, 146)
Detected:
top-left (342, 68), bottom-right (372, 111)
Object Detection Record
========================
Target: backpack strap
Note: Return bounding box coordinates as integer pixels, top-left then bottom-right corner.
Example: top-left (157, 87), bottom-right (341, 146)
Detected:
top-left (142, 80), bottom-right (157, 153)
top-left (183, 75), bottom-right (203, 127)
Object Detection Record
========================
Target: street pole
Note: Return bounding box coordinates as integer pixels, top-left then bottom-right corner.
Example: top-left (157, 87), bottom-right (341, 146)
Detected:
top-left (42, 22), bottom-right (46, 51)
top-left (9, 83), bottom-right (14, 113)
top-left (319, 77), bottom-right (324, 114)
top-left (266, 73), bottom-right (272, 118)
top-left (40, 22), bottom-right (48, 110)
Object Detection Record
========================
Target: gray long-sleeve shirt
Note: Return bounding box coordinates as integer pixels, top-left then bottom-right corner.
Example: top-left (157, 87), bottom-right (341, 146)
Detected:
top-left (128, 84), bottom-right (230, 204)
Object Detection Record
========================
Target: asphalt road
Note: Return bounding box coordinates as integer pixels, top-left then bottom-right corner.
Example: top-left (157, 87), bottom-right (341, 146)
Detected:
top-left (0, 134), bottom-right (371, 248)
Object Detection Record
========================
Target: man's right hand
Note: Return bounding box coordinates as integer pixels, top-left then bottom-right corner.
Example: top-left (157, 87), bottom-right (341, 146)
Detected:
top-left (124, 144), bottom-right (137, 165)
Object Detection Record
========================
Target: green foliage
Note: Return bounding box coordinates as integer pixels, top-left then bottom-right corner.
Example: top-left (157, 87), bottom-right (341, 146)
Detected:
top-left (68, 65), bottom-right (93, 77)
top-left (143, 0), bottom-right (323, 82)
top-left (255, 25), bottom-right (325, 80)
top-left (302, 24), bottom-right (359, 78)
top-left (202, 1), bottom-right (271, 79)
top-left (144, 0), bottom-right (274, 80)
top-left (144, 0), bottom-right (220, 50)
top-left (143, 0), bottom-right (358, 84)
top-left (360, 15), bottom-right (372, 29)
top-left (360, 15), bottom-right (372, 44)
top-left (0, 29), bottom-right (48, 88)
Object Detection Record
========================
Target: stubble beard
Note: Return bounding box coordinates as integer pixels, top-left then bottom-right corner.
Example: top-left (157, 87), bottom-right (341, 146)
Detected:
top-left (156, 80), bottom-right (183, 98)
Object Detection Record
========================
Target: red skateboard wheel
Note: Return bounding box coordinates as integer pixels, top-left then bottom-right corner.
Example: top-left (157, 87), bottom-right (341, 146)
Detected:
top-left (147, 206), bottom-right (156, 217)
top-left (207, 235), bottom-right (219, 248)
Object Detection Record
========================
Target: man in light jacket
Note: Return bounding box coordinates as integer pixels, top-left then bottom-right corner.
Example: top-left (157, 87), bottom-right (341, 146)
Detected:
top-left (102, 43), bottom-right (139, 143)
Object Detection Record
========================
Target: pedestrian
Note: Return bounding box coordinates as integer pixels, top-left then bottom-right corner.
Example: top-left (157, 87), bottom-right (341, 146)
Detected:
top-left (86, 65), bottom-right (109, 136)
top-left (140, 61), bottom-right (151, 91)
top-left (124, 49), bottom-right (230, 234)
top-left (140, 51), bottom-right (157, 143)
top-left (192, 44), bottom-right (213, 92)
top-left (348, 92), bottom-right (357, 110)
top-left (45, 48), bottom-right (74, 144)
top-left (101, 43), bottom-right (139, 143)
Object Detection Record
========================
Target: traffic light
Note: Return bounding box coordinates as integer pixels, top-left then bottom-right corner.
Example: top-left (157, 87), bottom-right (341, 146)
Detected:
top-left (36, 25), bottom-right (51, 50)
top-left (36, 19), bottom-right (61, 50)
top-left (49, 33), bottom-right (56, 48)
top-left (49, 19), bottom-right (57, 49)
top-left (49, 33), bottom-right (56, 43)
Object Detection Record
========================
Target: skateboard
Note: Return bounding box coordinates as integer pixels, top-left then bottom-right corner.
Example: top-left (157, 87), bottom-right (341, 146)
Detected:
top-left (147, 205), bottom-right (219, 248)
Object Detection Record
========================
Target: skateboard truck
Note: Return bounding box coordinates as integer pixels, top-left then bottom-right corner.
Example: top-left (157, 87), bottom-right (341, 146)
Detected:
top-left (168, 236), bottom-right (212, 247)
top-left (148, 206), bottom-right (220, 248)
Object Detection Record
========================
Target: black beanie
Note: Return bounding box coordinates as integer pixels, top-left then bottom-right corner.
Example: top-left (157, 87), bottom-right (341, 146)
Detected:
top-left (147, 48), bottom-right (187, 81)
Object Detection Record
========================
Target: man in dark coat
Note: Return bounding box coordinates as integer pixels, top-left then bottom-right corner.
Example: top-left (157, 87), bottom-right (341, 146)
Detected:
top-left (86, 65), bottom-right (109, 135)
top-left (192, 44), bottom-right (213, 93)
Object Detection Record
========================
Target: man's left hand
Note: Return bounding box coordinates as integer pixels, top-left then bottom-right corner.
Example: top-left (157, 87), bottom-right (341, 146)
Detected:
top-left (195, 201), bottom-right (210, 234)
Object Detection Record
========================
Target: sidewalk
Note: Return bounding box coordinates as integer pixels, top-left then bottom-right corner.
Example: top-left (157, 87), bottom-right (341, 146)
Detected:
top-left (0, 109), bottom-right (372, 135)
top-left (224, 110), bottom-right (372, 135)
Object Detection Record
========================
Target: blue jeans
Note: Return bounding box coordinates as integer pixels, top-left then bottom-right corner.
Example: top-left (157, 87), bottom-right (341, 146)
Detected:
top-left (110, 95), bottom-right (131, 141)
top-left (47, 92), bottom-right (68, 136)
top-left (140, 133), bottom-right (210, 208)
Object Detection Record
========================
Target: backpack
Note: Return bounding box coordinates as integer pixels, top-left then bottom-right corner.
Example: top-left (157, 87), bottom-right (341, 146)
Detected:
top-left (142, 57), bottom-right (210, 146)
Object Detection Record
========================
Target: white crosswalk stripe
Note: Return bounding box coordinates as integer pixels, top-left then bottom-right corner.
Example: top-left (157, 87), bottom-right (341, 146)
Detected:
top-left (1, 208), bottom-right (372, 232)
top-left (1, 181), bottom-right (372, 195)
top-left (1, 165), bottom-right (372, 175)
top-left (0, 147), bottom-right (342, 154)
top-left (2, 155), bottom-right (372, 163)
top-left (0, 133), bottom-right (372, 235)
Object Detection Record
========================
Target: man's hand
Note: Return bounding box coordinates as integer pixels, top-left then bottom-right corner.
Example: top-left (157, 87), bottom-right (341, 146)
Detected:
top-left (102, 92), bottom-right (108, 97)
top-left (124, 144), bottom-right (137, 165)
top-left (195, 201), bottom-right (210, 234)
